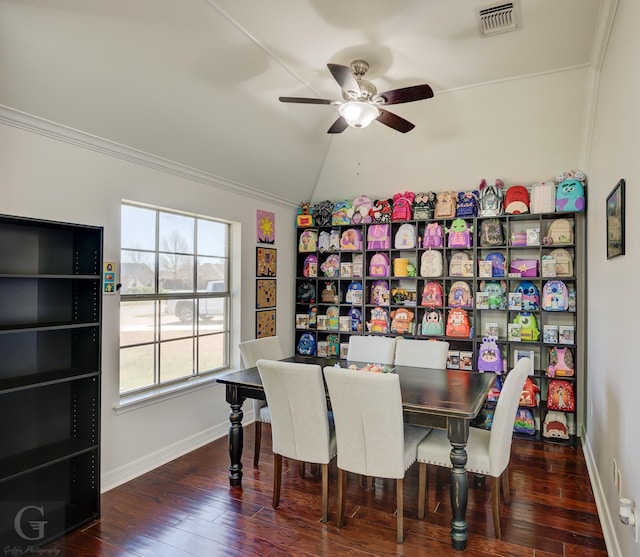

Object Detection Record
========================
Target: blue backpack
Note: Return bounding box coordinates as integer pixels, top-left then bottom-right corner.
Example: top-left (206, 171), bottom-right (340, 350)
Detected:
top-left (485, 252), bottom-right (506, 277)
top-left (515, 281), bottom-right (540, 311)
top-left (297, 333), bottom-right (316, 356)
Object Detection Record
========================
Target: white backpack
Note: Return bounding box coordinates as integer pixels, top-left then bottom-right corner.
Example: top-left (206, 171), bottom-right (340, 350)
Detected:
top-left (420, 250), bottom-right (444, 277)
top-left (394, 223), bottom-right (417, 249)
top-left (448, 251), bottom-right (473, 277)
top-left (546, 219), bottom-right (574, 245)
top-left (530, 182), bottom-right (557, 214)
top-left (549, 248), bottom-right (574, 277)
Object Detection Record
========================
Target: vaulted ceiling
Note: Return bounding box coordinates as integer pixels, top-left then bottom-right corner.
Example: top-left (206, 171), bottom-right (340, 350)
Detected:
top-left (0, 0), bottom-right (607, 203)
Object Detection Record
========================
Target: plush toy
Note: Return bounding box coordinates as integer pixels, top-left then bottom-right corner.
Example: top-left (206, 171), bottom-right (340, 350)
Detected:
top-left (369, 198), bottom-right (393, 223)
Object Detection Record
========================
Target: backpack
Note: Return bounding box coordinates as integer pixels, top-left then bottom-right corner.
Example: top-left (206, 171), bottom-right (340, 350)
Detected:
top-left (445, 308), bottom-right (471, 338)
top-left (370, 280), bottom-right (390, 305)
top-left (512, 312), bottom-right (540, 341)
top-left (448, 281), bottom-right (473, 308)
top-left (421, 281), bottom-right (444, 307)
top-left (326, 334), bottom-right (340, 357)
top-left (367, 306), bottom-right (390, 333)
top-left (312, 200), bottom-right (333, 227)
top-left (519, 377), bottom-right (540, 407)
top-left (423, 222), bottom-right (444, 248)
top-left (542, 280), bottom-right (569, 311)
top-left (479, 279), bottom-right (507, 310)
top-left (484, 252), bottom-right (506, 277)
top-left (297, 282), bottom-right (316, 303)
top-left (297, 332), bottom-right (316, 356)
top-left (328, 229), bottom-right (341, 251)
top-left (446, 218), bottom-right (473, 248)
top-left (504, 185), bottom-right (530, 214)
top-left (303, 254), bottom-right (317, 277)
top-left (320, 254), bottom-right (340, 277)
top-left (477, 179), bottom-right (504, 217)
top-left (477, 336), bottom-right (503, 372)
top-left (318, 231), bottom-right (330, 253)
top-left (369, 253), bottom-right (390, 277)
top-left (549, 248), bottom-right (574, 277)
top-left (456, 191), bottom-right (479, 217)
top-left (448, 251), bottom-right (473, 277)
top-left (349, 195), bottom-right (373, 224)
top-left (420, 250), bottom-right (444, 277)
top-left (546, 219), bottom-right (574, 245)
top-left (390, 308), bottom-right (415, 334)
top-left (369, 198), bottom-right (393, 223)
top-left (413, 191), bottom-right (436, 220)
top-left (340, 228), bottom-right (362, 250)
top-left (543, 411), bottom-right (569, 439)
top-left (345, 281), bottom-right (363, 304)
top-left (391, 191), bottom-right (415, 221)
top-left (547, 347), bottom-right (575, 377)
top-left (547, 379), bottom-right (576, 412)
top-left (332, 199), bottom-right (352, 225)
top-left (348, 308), bottom-right (363, 332)
top-left (298, 229), bottom-right (318, 252)
top-left (434, 191), bottom-right (457, 219)
top-left (321, 281), bottom-right (338, 303)
top-left (514, 408), bottom-right (536, 435)
top-left (514, 280), bottom-right (540, 310)
top-left (530, 182), bottom-right (556, 214)
top-left (394, 223), bottom-right (417, 249)
top-left (422, 310), bottom-right (444, 336)
top-left (479, 218), bottom-right (505, 247)
top-left (367, 223), bottom-right (391, 249)
top-left (556, 179), bottom-right (586, 212)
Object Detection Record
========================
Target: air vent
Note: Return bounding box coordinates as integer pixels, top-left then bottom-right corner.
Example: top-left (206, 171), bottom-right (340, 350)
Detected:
top-left (476, 2), bottom-right (520, 36)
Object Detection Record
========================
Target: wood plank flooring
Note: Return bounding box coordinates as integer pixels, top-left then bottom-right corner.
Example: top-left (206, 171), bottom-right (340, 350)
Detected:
top-left (44, 425), bottom-right (607, 556)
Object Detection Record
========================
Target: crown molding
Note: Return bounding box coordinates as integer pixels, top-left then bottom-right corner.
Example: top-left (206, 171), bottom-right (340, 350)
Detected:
top-left (0, 105), bottom-right (298, 209)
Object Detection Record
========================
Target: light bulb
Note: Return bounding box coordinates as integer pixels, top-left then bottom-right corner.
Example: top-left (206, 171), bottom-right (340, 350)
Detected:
top-left (338, 101), bottom-right (379, 129)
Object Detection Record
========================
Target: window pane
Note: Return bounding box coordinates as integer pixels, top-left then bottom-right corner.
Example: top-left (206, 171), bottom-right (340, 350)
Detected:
top-left (198, 332), bottom-right (227, 372)
top-left (160, 213), bottom-right (194, 254)
top-left (160, 338), bottom-right (194, 382)
top-left (161, 299), bottom-right (196, 338)
top-left (159, 254), bottom-right (194, 292)
top-left (198, 219), bottom-right (227, 257)
top-left (121, 205), bottom-right (156, 250)
top-left (120, 344), bottom-right (156, 392)
top-left (197, 257), bottom-right (227, 291)
top-left (120, 250), bottom-right (156, 294)
top-left (197, 298), bottom-right (226, 332)
top-left (120, 300), bottom-right (157, 346)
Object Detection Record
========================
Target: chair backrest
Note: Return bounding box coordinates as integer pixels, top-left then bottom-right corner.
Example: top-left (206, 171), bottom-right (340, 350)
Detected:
top-left (394, 338), bottom-right (450, 369)
top-left (324, 366), bottom-right (406, 478)
top-left (239, 336), bottom-right (286, 368)
top-left (488, 357), bottom-right (532, 476)
top-left (256, 359), bottom-right (334, 464)
top-left (346, 335), bottom-right (396, 365)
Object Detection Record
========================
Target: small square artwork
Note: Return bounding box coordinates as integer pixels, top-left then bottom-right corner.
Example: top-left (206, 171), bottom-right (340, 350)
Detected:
top-left (256, 247), bottom-right (277, 277)
top-left (256, 309), bottom-right (276, 338)
top-left (256, 279), bottom-right (276, 308)
top-left (257, 210), bottom-right (275, 244)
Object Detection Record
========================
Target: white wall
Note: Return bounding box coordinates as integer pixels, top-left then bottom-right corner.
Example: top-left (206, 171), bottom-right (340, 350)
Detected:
top-left (0, 119), bottom-right (297, 489)
top-left (584, 0), bottom-right (640, 555)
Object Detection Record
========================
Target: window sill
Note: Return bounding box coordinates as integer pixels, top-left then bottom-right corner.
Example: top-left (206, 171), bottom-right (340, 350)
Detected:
top-left (114, 373), bottom-right (223, 415)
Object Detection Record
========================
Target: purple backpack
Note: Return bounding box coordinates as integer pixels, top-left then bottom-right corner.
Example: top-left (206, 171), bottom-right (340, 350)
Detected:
top-left (423, 222), bottom-right (444, 248)
top-left (367, 224), bottom-right (391, 249)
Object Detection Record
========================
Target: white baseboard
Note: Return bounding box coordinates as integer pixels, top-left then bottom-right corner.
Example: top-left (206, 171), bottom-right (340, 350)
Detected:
top-left (581, 426), bottom-right (621, 557)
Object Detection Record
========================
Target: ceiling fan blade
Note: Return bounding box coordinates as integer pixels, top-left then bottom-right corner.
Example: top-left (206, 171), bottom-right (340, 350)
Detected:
top-left (327, 63), bottom-right (361, 97)
top-left (327, 116), bottom-right (349, 134)
top-left (376, 108), bottom-right (415, 133)
top-left (376, 84), bottom-right (434, 105)
top-left (279, 97), bottom-right (333, 105)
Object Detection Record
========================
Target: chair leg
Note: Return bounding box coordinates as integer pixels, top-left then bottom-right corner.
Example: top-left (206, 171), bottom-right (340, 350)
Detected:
top-left (321, 463), bottom-right (329, 523)
top-left (273, 453), bottom-right (283, 509)
top-left (366, 476), bottom-right (374, 489)
top-left (501, 468), bottom-right (511, 505)
top-left (490, 475), bottom-right (502, 539)
top-left (336, 468), bottom-right (346, 528)
top-left (253, 421), bottom-right (262, 467)
top-left (418, 462), bottom-right (428, 520)
top-left (298, 461), bottom-right (306, 478)
top-left (396, 478), bottom-right (404, 544)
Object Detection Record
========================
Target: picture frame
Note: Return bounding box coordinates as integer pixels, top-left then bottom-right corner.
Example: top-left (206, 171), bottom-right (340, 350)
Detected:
top-left (256, 247), bottom-right (277, 277)
top-left (606, 178), bottom-right (625, 259)
top-left (256, 278), bottom-right (276, 308)
top-left (256, 309), bottom-right (276, 338)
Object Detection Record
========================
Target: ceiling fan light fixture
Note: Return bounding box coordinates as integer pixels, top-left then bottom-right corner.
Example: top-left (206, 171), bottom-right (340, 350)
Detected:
top-left (338, 101), bottom-right (379, 129)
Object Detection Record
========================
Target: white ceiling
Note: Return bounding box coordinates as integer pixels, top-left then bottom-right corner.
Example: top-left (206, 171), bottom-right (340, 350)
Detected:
top-left (0, 0), bottom-right (607, 203)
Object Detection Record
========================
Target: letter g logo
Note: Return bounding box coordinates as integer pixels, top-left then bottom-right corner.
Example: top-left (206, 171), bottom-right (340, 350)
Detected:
top-left (14, 505), bottom-right (48, 541)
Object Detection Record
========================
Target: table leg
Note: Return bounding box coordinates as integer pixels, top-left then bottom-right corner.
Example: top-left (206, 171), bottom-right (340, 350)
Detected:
top-left (448, 419), bottom-right (470, 550)
top-left (226, 384), bottom-right (245, 487)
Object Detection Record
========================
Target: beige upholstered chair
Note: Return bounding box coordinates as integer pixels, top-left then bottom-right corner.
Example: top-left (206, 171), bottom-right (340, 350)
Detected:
top-left (238, 336), bottom-right (286, 467)
top-left (323, 366), bottom-right (430, 543)
top-left (394, 338), bottom-right (450, 369)
top-left (256, 359), bottom-right (336, 523)
top-left (416, 357), bottom-right (531, 539)
top-left (346, 335), bottom-right (397, 364)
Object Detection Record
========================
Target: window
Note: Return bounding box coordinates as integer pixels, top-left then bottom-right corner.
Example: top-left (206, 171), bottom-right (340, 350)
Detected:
top-left (119, 202), bottom-right (230, 396)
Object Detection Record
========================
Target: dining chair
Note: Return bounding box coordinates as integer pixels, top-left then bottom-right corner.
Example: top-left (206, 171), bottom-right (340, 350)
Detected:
top-left (416, 356), bottom-right (531, 539)
top-left (323, 366), bottom-right (430, 543)
top-left (239, 336), bottom-right (286, 467)
top-left (256, 359), bottom-right (336, 523)
top-left (394, 338), bottom-right (450, 369)
top-left (346, 335), bottom-right (397, 364)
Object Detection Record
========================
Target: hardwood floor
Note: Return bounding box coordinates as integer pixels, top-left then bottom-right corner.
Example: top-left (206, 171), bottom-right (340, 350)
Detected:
top-left (45, 425), bottom-right (607, 556)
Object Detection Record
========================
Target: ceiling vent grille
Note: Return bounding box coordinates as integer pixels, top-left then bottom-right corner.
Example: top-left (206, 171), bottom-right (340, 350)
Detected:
top-left (477, 2), bottom-right (520, 36)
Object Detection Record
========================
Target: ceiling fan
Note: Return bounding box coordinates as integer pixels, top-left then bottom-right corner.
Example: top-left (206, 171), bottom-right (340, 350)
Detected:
top-left (279, 60), bottom-right (434, 134)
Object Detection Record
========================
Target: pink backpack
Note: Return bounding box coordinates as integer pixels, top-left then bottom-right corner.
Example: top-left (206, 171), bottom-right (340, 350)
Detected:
top-left (367, 224), bottom-right (391, 249)
top-left (369, 253), bottom-right (390, 277)
top-left (421, 281), bottom-right (444, 307)
top-left (423, 222), bottom-right (444, 248)
top-left (391, 191), bottom-right (415, 221)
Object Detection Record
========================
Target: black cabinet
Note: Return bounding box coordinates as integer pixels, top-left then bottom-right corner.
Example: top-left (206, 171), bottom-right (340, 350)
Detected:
top-left (0, 215), bottom-right (102, 548)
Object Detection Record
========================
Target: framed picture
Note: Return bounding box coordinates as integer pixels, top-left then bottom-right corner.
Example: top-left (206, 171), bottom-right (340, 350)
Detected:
top-left (256, 209), bottom-right (275, 244)
top-left (256, 309), bottom-right (276, 338)
top-left (256, 278), bottom-right (276, 308)
top-left (606, 179), bottom-right (625, 259)
top-left (256, 247), bottom-right (277, 277)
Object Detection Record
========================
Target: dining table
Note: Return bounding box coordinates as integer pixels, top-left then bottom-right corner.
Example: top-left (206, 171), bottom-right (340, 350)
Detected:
top-left (216, 355), bottom-right (495, 551)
